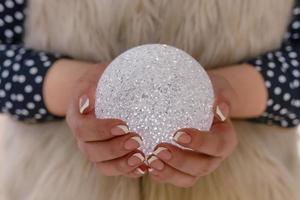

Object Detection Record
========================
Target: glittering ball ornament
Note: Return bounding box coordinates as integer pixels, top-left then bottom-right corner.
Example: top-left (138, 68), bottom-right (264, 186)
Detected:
top-left (95, 44), bottom-right (215, 156)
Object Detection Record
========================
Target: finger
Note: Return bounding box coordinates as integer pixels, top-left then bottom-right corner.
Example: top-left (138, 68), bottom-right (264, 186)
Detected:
top-left (125, 168), bottom-right (146, 178)
top-left (213, 100), bottom-right (230, 123)
top-left (78, 133), bottom-right (143, 162)
top-left (75, 66), bottom-right (108, 115)
top-left (76, 79), bottom-right (98, 115)
top-left (71, 115), bottom-right (130, 142)
top-left (126, 165), bottom-right (148, 178)
top-left (148, 163), bottom-right (197, 188)
top-left (150, 144), bottom-right (222, 177)
top-left (173, 121), bottom-right (237, 157)
top-left (66, 79), bottom-right (131, 142)
top-left (95, 151), bottom-right (146, 176)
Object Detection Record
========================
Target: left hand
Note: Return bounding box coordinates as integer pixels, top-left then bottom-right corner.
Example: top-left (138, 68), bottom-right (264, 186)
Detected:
top-left (147, 74), bottom-right (238, 188)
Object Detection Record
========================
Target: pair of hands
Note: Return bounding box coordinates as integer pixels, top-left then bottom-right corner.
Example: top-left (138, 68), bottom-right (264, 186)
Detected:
top-left (66, 63), bottom-right (238, 188)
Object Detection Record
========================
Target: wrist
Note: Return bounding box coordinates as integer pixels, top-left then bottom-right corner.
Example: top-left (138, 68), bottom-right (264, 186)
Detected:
top-left (207, 64), bottom-right (268, 118)
top-left (207, 70), bottom-right (238, 115)
top-left (43, 59), bottom-right (105, 116)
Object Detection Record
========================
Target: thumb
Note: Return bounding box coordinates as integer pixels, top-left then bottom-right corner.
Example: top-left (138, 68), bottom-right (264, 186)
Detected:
top-left (213, 99), bottom-right (230, 123)
top-left (78, 84), bottom-right (97, 115)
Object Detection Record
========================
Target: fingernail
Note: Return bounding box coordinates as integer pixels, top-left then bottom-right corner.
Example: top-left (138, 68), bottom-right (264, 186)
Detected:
top-left (135, 167), bottom-right (146, 175)
top-left (128, 153), bottom-right (145, 166)
top-left (173, 131), bottom-right (191, 144)
top-left (216, 103), bottom-right (228, 122)
top-left (147, 155), bottom-right (164, 170)
top-left (111, 125), bottom-right (129, 136)
top-left (148, 168), bottom-right (159, 175)
top-left (153, 147), bottom-right (172, 160)
top-left (79, 95), bottom-right (90, 114)
top-left (124, 136), bottom-right (142, 150)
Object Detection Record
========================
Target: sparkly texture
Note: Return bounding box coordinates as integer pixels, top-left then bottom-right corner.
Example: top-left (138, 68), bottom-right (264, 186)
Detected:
top-left (95, 44), bottom-right (214, 155)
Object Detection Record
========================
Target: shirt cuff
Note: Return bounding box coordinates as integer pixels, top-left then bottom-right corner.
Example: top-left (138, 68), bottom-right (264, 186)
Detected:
top-left (246, 48), bottom-right (300, 127)
top-left (0, 45), bottom-right (68, 122)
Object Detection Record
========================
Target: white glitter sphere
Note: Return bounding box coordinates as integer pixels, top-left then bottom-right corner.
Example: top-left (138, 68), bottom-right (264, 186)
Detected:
top-left (95, 44), bottom-right (214, 156)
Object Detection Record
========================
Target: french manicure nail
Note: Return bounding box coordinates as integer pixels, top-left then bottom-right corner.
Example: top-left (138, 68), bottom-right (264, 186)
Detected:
top-left (173, 131), bottom-right (191, 144)
top-left (128, 153), bottom-right (145, 166)
top-left (153, 147), bottom-right (172, 160)
top-left (147, 155), bottom-right (157, 165)
top-left (79, 95), bottom-right (90, 114)
top-left (148, 168), bottom-right (154, 172)
top-left (135, 167), bottom-right (146, 175)
top-left (111, 125), bottom-right (129, 136)
top-left (148, 168), bottom-right (159, 175)
top-left (124, 136), bottom-right (142, 150)
top-left (147, 155), bottom-right (164, 170)
top-left (216, 103), bottom-right (228, 122)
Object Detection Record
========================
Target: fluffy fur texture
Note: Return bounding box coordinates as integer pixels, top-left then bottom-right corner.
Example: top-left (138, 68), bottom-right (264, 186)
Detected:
top-left (25, 0), bottom-right (292, 68)
top-left (0, 0), bottom-right (299, 199)
top-left (0, 118), bottom-right (299, 200)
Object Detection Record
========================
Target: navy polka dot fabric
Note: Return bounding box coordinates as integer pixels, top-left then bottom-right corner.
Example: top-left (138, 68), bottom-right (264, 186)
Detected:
top-left (0, 0), bottom-right (299, 127)
top-left (248, 1), bottom-right (300, 127)
top-left (0, 0), bottom-right (63, 122)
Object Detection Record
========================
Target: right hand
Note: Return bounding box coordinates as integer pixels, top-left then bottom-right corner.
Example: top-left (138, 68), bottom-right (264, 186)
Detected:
top-left (66, 63), bottom-right (146, 178)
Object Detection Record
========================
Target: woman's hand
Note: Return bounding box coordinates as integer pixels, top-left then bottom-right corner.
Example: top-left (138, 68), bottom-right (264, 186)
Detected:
top-left (146, 74), bottom-right (238, 188)
top-left (206, 64), bottom-right (268, 118)
top-left (65, 63), bottom-right (147, 178)
top-left (147, 105), bottom-right (237, 187)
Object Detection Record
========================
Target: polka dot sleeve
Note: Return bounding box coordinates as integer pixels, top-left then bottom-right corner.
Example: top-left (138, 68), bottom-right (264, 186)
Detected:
top-left (247, 1), bottom-right (300, 127)
top-left (0, 0), bottom-right (65, 122)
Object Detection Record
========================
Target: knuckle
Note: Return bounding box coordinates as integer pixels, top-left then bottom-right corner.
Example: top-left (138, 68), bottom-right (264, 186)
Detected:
top-left (173, 158), bottom-right (185, 170)
top-left (215, 138), bottom-right (227, 157)
top-left (73, 120), bottom-right (84, 140)
top-left (95, 126), bottom-right (107, 139)
top-left (169, 151), bottom-right (185, 169)
top-left (107, 143), bottom-right (120, 157)
top-left (115, 160), bottom-right (130, 174)
top-left (199, 159), bottom-right (214, 176)
top-left (193, 135), bottom-right (205, 150)
top-left (217, 136), bottom-right (238, 157)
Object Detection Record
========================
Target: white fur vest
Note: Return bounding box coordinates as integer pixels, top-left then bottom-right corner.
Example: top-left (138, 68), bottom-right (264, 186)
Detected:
top-left (25, 0), bottom-right (293, 68)
top-left (1, 1), bottom-right (299, 200)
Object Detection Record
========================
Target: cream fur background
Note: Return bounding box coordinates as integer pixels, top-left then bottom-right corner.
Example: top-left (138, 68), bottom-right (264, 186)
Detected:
top-left (0, 115), bottom-right (299, 200)
top-left (25, 0), bottom-right (293, 68)
top-left (0, 0), bottom-right (300, 199)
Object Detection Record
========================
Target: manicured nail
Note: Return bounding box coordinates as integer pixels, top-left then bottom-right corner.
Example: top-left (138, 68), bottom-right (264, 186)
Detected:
top-left (153, 147), bottom-right (172, 160)
top-left (147, 155), bottom-right (164, 170)
top-left (128, 153), bottom-right (145, 166)
top-left (135, 167), bottom-right (146, 175)
top-left (111, 125), bottom-right (129, 136)
top-left (148, 168), bottom-right (159, 175)
top-left (124, 136), bottom-right (142, 150)
top-left (148, 168), bottom-right (154, 172)
top-left (216, 103), bottom-right (228, 122)
top-left (79, 95), bottom-right (90, 114)
top-left (173, 131), bottom-right (191, 144)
